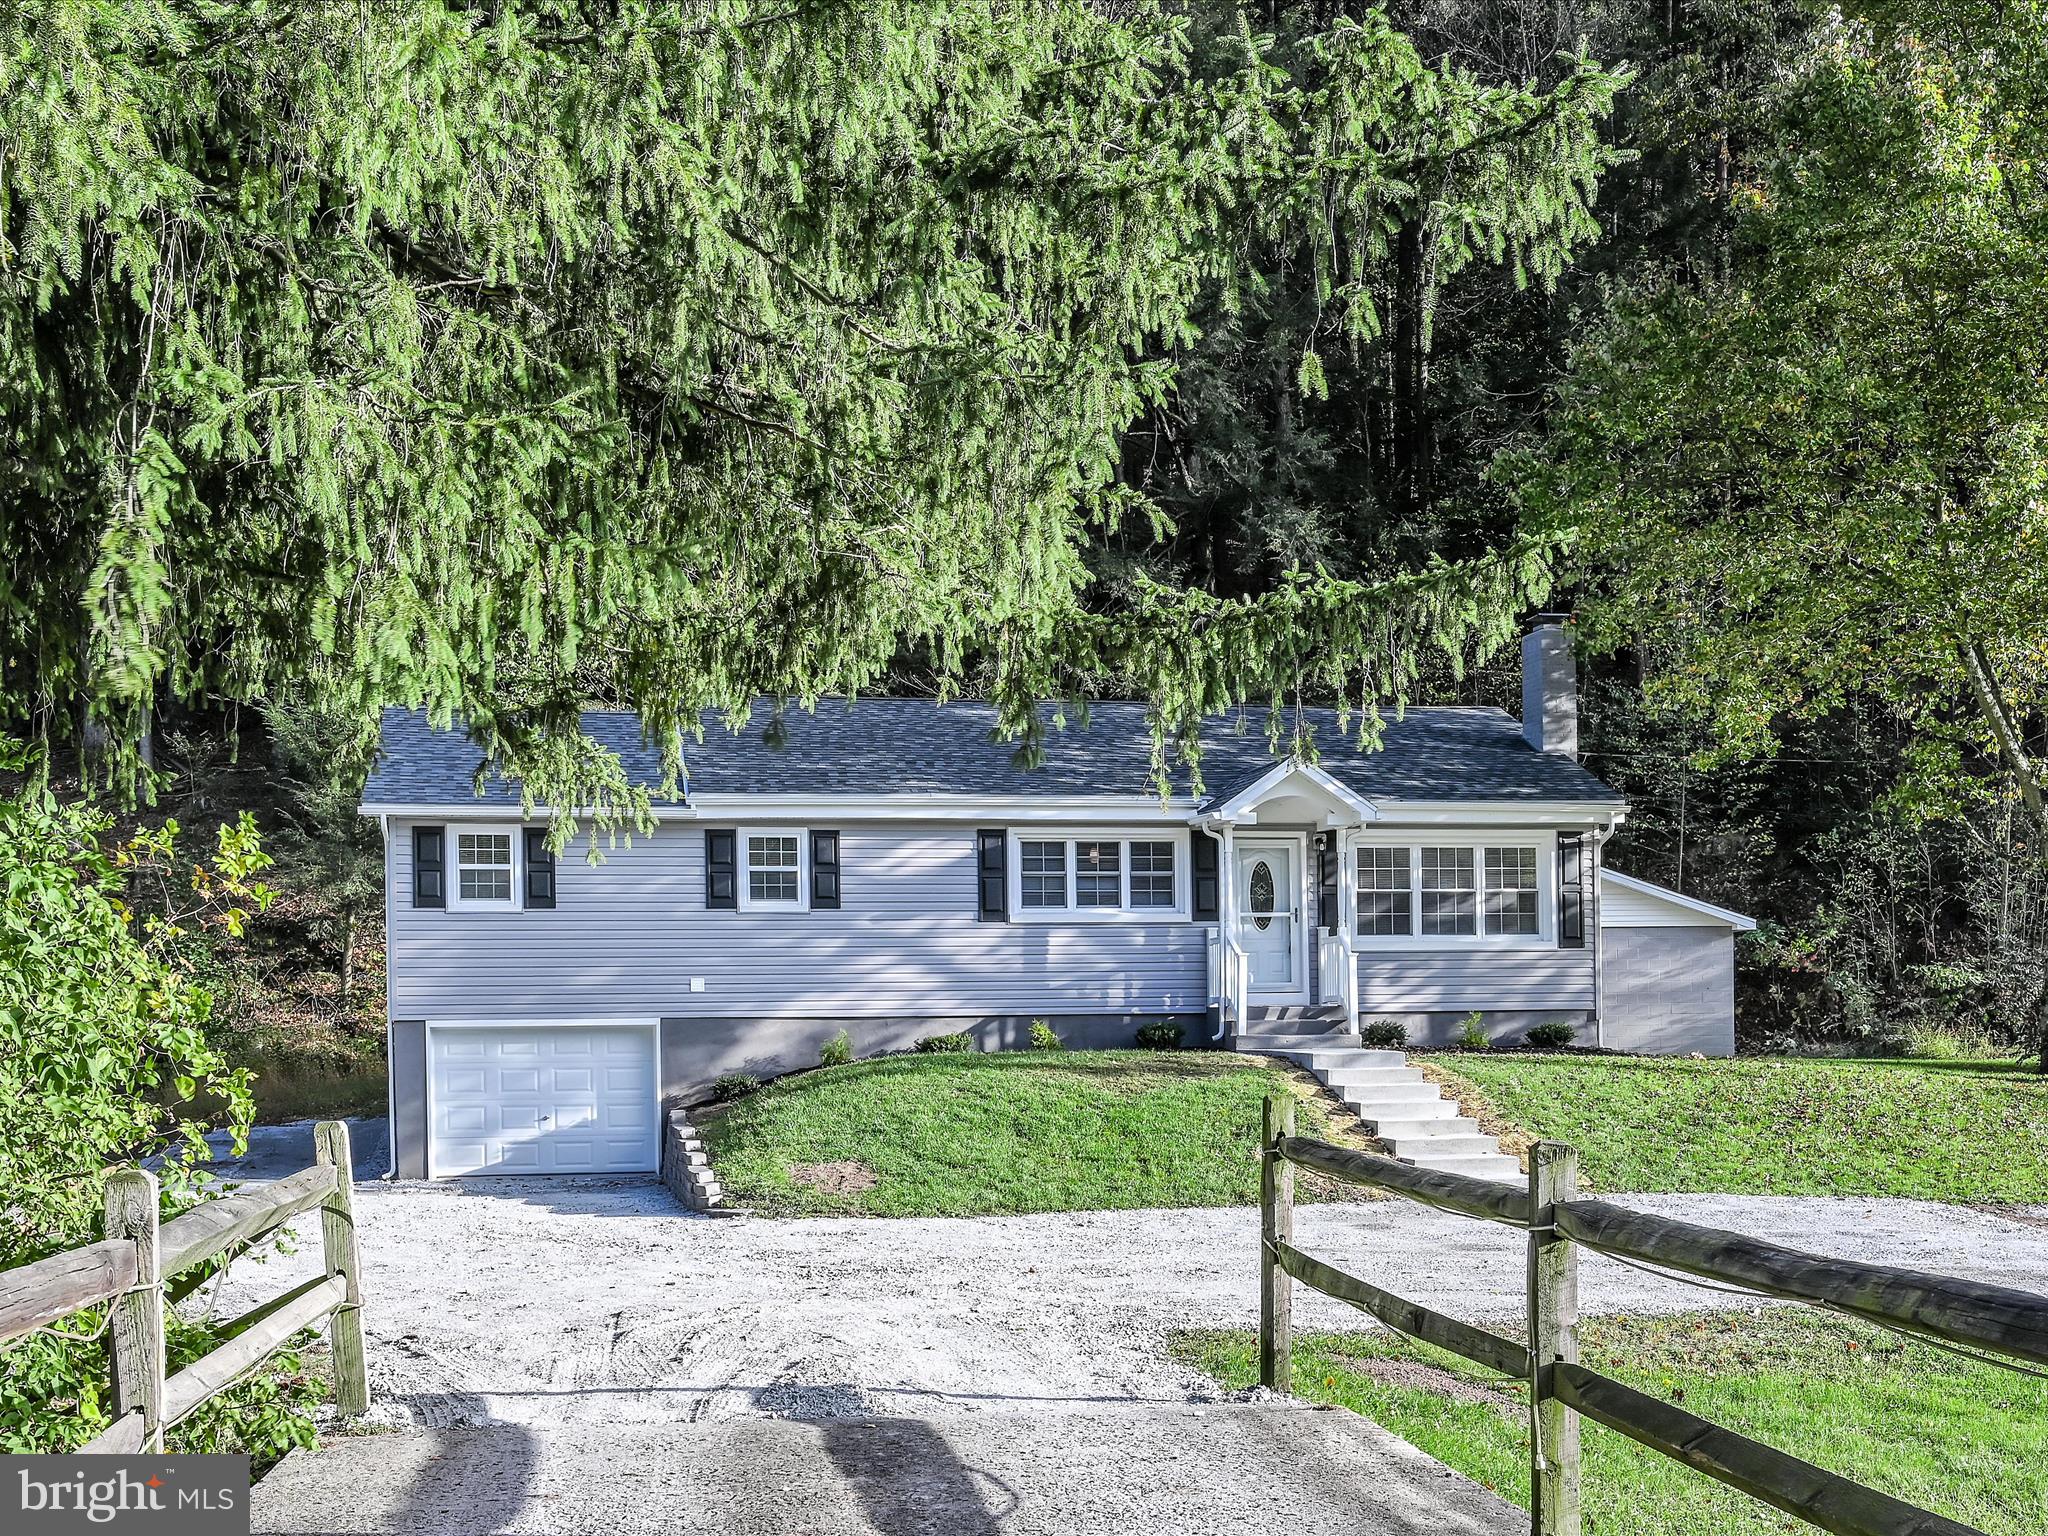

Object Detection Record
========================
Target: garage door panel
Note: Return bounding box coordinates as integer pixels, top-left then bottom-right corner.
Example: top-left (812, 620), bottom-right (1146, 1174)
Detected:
top-left (429, 1025), bottom-right (658, 1176)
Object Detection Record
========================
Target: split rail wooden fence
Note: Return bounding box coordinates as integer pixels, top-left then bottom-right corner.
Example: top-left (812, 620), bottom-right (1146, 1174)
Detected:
top-left (0, 1119), bottom-right (369, 1452)
top-left (1258, 1095), bottom-right (2047, 1536)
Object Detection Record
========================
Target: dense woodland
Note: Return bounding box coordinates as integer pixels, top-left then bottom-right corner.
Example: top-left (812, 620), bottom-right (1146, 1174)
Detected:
top-left (3, 0), bottom-right (2044, 1073)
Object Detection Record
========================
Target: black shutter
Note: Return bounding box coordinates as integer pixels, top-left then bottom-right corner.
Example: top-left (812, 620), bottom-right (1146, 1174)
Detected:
top-left (810, 830), bottom-right (841, 910)
top-left (1558, 833), bottom-right (1587, 948)
top-left (412, 825), bottom-right (445, 909)
top-left (705, 829), bottom-right (737, 909)
top-left (524, 828), bottom-right (556, 909)
top-left (1191, 831), bottom-right (1220, 922)
top-left (976, 829), bottom-right (1008, 922)
top-left (1317, 833), bottom-right (1338, 933)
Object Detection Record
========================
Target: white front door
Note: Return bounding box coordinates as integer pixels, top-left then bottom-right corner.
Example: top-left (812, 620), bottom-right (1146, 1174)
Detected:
top-left (429, 1024), bottom-right (658, 1177)
top-left (1235, 841), bottom-right (1307, 1001)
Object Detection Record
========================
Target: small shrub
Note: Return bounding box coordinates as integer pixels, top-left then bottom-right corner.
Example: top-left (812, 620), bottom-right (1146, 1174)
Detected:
top-left (1028, 1019), bottom-right (1065, 1051)
top-left (1359, 1020), bottom-right (1409, 1050)
top-left (1898, 1021), bottom-right (2003, 1061)
top-left (711, 1072), bottom-right (762, 1100)
top-left (916, 1031), bottom-right (974, 1053)
top-left (1455, 1012), bottom-right (1491, 1051)
top-left (819, 1028), bottom-right (853, 1068)
top-left (1135, 1019), bottom-right (1185, 1050)
top-left (1524, 1020), bottom-right (1578, 1050)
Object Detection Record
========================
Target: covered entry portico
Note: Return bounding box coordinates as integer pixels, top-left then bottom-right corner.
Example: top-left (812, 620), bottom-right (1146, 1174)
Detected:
top-left (1201, 760), bottom-right (1377, 1033)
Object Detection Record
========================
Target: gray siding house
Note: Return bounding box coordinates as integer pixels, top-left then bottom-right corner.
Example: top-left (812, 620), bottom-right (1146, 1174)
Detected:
top-left (363, 623), bottom-right (1750, 1178)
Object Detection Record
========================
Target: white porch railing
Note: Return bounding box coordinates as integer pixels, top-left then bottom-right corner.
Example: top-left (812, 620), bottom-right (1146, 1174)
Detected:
top-left (1207, 927), bottom-right (1252, 1034)
top-left (1318, 928), bottom-right (1353, 1020)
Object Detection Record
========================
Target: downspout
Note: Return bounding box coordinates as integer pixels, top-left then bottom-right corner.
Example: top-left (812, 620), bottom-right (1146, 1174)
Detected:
top-left (1208, 816), bottom-right (1238, 1041)
top-left (376, 811), bottom-right (396, 1179)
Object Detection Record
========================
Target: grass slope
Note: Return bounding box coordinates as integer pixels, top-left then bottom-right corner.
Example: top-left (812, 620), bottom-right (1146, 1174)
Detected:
top-left (1430, 1054), bottom-right (2048, 1201)
top-left (697, 1050), bottom-right (1345, 1217)
top-left (1178, 1309), bottom-right (2048, 1536)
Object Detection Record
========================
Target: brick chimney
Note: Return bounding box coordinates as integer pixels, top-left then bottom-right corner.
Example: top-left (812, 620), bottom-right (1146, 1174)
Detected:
top-left (1521, 617), bottom-right (1578, 757)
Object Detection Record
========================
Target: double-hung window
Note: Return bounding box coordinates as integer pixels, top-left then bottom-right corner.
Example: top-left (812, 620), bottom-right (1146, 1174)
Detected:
top-left (1420, 847), bottom-right (1477, 936)
top-left (1484, 847), bottom-right (1541, 936)
top-left (1012, 833), bottom-right (1183, 919)
top-left (1356, 847), bottom-right (1411, 936)
top-left (739, 828), bottom-right (808, 909)
top-left (448, 826), bottom-right (521, 911)
top-left (1355, 842), bottom-right (1547, 942)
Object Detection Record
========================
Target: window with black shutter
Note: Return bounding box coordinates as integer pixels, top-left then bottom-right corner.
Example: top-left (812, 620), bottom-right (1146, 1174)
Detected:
top-left (1190, 831), bottom-right (1220, 922)
top-left (976, 829), bottom-right (1007, 921)
top-left (810, 830), bottom-right (841, 910)
top-left (412, 825), bottom-right (445, 909)
top-left (1558, 833), bottom-right (1587, 948)
top-left (705, 829), bottom-right (738, 909)
top-left (523, 828), bottom-right (556, 909)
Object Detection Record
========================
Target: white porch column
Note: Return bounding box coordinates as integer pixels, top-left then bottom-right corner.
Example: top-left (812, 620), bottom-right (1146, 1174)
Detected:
top-left (1217, 822), bottom-right (1241, 1029)
top-left (1333, 826), bottom-right (1360, 1027)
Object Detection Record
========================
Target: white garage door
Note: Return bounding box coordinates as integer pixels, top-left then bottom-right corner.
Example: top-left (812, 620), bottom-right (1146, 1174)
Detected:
top-left (429, 1025), bottom-right (658, 1176)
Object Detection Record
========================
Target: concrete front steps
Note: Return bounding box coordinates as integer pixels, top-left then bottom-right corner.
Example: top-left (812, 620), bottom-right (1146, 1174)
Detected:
top-left (1232, 1011), bottom-right (1522, 1183)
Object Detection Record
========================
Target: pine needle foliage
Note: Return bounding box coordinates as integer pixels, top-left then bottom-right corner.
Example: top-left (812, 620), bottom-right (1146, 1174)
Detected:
top-left (0, 0), bottom-right (1624, 828)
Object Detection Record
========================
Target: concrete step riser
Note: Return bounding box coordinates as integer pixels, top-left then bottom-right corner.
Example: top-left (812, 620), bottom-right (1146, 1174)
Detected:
top-left (1401, 1157), bottom-right (1524, 1183)
top-left (1321, 1069), bottom-right (1426, 1088)
top-left (1302, 1056), bottom-right (1417, 1073)
top-left (1343, 1089), bottom-right (1458, 1114)
top-left (1362, 1117), bottom-right (1478, 1139)
top-left (1338, 1083), bottom-right (1442, 1105)
top-left (1382, 1135), bottom-right (1502, 1159)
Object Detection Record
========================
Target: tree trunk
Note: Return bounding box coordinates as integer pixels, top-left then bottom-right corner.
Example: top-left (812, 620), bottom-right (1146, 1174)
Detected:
top-left (1392, 219), bottom-right (1431, 520)
top-left (340, 908), bottom-right (357, 1002)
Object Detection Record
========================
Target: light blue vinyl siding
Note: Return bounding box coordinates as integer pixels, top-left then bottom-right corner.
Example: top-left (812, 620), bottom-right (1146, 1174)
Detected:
top-left (1355, 948), bottom-right (1597, 1013)
top-left (388, 820), bottom-right (1208, 1018)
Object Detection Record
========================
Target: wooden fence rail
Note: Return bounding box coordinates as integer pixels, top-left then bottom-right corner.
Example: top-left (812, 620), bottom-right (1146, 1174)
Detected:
top-left (1259, 1099), bottom-right (2042, 1536)
top-left (0, 1120), bottom-right (371, 1453)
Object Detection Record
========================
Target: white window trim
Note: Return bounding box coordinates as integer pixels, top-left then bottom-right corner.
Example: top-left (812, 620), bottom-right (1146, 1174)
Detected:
top-left (737, 826), bottom-right (810, 911)
top-left (1007, 829), bottom-right (1189, 922)
top-left (446, 823), bottom-right (525, 913)
top-left (1348, 829), bottom-right (1555, 949)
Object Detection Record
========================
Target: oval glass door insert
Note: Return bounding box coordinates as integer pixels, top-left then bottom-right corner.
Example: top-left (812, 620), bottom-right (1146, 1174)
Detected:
top-left (1250, 859), bottom-right (1276, 930)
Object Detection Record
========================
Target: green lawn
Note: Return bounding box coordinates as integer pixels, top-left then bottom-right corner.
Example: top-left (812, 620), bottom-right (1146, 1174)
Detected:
top-left (696, 1050), bottom-right (1352, 1217)
top-left (1429, 1054), bottom-right (2048, 1201)
top-left (1177, 1309), bottom-right (2048, 1536)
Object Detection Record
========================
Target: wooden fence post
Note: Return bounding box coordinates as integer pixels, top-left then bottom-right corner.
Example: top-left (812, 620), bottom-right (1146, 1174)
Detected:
top-left (1260, 1093), bottom-right (1296, 1393)
top-left (104, 1169), bottom-right (165, 1452)
top-left (314, 1121), bottom-right (369, 1416)
top-left (1528, 1141), bottom-right (1582, 1536)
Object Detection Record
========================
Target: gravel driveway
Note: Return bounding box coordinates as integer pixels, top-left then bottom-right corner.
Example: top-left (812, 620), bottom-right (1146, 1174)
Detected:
top-left (211, 1119), bottom-right (2048, 1433)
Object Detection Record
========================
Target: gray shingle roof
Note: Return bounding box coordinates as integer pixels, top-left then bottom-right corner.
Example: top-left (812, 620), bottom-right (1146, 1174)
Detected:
top-left (364, 701), bottom-right (1623, 808)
